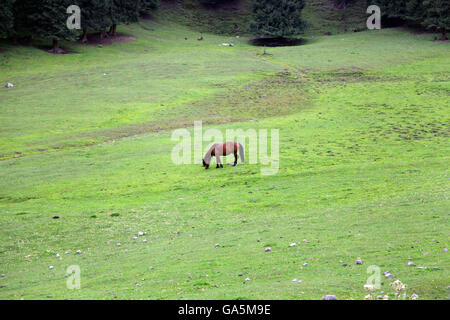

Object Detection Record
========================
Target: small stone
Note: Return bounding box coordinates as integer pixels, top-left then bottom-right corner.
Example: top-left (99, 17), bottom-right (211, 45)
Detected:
top-left (303, 263), bottom-right (308, 267)
top-left (384, 272), bottom-right (394, 279)
top-left (355, 258), bottom-right (363, 265)
top-left (136, 283), bottom-right (141, 287)
top-left (137, 231), bottom-right (144, 236)
top-left (142, 239), bottom-right (147, 243)
top-left (64, 250), bottom-right (70, 254)
top-left (408, 261), bottom-right (414, 266)
top-left (265, 247), bottom-right (272, 252)
top-left (149, 267), bottom-right (153, 270)
top-left (245, 277), bottom-right (250, 282)
top-left (5, 83), bottom-right (14, 88)
top-left (444, 248), bottom-right (448, 252)
top-left (323, 295), bottom-right (337, 300)
top-left (292, 278), bottom-right (298, 282)
top-left (0, 274), bottom-right (5, 277)
top-left (410, 293), bottom-right (419, 300)
top-left (117, 243), bottom-right (121, 247)
top-left (289, 243), bottom-right (296, 247)
top-left (132, 236), bottom-right (137, 240)
top-left (56, 254), bottom-right (60, 258)
top-left (76, 250), bottom-right (82, 254)
top-left (215, 243), bottom-right (219, 248)
top-left (49, 266), bottom-right (54, 270)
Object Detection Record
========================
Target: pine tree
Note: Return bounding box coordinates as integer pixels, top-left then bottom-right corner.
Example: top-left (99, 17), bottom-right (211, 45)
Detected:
top-left (109, 0), bottom-right (140, 37)
top-left (250, 0), bottom-right (306, 38)
top-left (76, 0), bottom-right (113, 42)
top-left (13, 0), bottom-right (80, 51)
top-left (405, 0), bottom-right (425, 27)
top-left (139, 0), bottom-right (159, 11)
top-left (422, 0), bottom-right (450, 40)
top-left (0, 0), bottom-right (15, 39)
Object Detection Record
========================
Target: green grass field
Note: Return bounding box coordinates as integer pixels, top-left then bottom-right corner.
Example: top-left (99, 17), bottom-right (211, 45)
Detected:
top-left (0, 6), bottom-right (449, 300)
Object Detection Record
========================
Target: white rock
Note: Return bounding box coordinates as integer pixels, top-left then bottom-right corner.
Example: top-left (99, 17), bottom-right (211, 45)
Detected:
top-left (323, 295), bottom-right (337, 300)
top-left (408, 261), bottom-right (414, 266)
top-left (117, 243), bottom-right (121, 247)
top-left (265, 247), bottom-right (272, 252)
top-left (76, 250), bottom-right (82, 254)
top-left (5, 83), bottom-right (14, 88)
top-left (49, 266), bottom-right (54, 270)
top-left (215, 243), bottom-right (219, 248)
top-left (137, 231), bottom-right (144, 236)
top-left (142, 239), bottom-right (147, 243)
top-left (245, 277), bottom-right (250, 282)
top-left (56, 253), bottom-right (60, 258)
top-left (303, 263), bottom-right (308, 267)
top-left (132, 236), bottom-right (137, 240)
top-left (292, 278), bottom-right (298, 282)
top-left (355, 258), bottom-right (363, 265)
top-left (289, 243), bottom-right (296, 247)
top-left (444, 248), bottom-right (448, 252)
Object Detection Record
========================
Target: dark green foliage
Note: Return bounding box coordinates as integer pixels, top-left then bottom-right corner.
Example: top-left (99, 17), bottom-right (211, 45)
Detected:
top-left (250, 0), bottom-right (306, 37)
top-left (13, 0), bottom-right (80, 44)
top-left (422, 0), bottom-right (450, 39)
top-left (0, 0), bottom-right (15, 38)
top-left (198, 0), bottom-right (227, 6)
top-left (405, 0), bottom-right (425, 27)
top-left (139, 0), bottom-right (159, 11)
top-left (77, 0), bottom-right (113, 32)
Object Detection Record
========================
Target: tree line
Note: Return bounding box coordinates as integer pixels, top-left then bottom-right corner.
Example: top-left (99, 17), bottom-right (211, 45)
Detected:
top-left (0, 0), bottom-right (159, 51)
top-left (368, 0), bottom-right (449, 39)
top-left (0, 0), bottom-right (448, 51)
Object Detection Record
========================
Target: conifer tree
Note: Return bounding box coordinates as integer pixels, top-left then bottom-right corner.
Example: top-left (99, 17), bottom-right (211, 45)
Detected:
top-left (422, 0), bottom-right (450, 39)
top-left (0, 0), bottom-right (15, 39)
top-left (250, 0), bottom-right (306, 38)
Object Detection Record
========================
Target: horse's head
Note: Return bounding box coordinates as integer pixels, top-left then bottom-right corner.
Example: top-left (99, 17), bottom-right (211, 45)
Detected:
top-left (202, 159), bottom-right (209, 169)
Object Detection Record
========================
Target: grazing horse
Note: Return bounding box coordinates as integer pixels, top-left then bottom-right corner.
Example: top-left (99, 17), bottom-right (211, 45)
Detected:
top-left (202, 142), bottom-right (245, 169)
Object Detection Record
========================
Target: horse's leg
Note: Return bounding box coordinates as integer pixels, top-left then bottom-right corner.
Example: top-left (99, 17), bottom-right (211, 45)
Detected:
top-left (233, 152), bottom-right (237, 166)
top-left (216, 155), bottom-right (223, 168)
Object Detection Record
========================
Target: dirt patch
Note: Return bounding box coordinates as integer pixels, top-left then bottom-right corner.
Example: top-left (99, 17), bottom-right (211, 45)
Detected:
top-left (36, 45), bottom-right (73, 55)
top-left (249, 37), bottom-right (305, 47)
top-left (82, 33), bottom-right (137, 46)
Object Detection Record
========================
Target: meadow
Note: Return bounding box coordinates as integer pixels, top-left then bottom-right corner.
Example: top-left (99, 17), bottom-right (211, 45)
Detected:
top-left (0, 8), bottom-right (449, 299)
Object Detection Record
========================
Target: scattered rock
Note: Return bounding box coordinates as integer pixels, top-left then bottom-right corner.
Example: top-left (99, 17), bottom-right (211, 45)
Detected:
top-left (49, 266), bottom-right (54, 270)
top-left (355, 258), bottom-right (363, 265)
top-left (132, 236), bottom-right (137, 240)
top-left (245, 277), bottom-right (250, 282)
top-left (384, 272), bottom-right (394, 278)
top-left (137, 231), bottom-right (144, 236)
top-left (5, 83), bottom-right (13, 88)
top-left (444, 248), bottom-right (448, 252)
top-left (408, 261), bottom-right (414, 266)
top-left (215, 243), bottom-right (220, 248)
top-left (265, 247), bottom-right (272, 252)
top-left (149, 267), bottom-right (153, 270)
top-left (136, 283), bottom-right (141, 287)
top-left (56, 253), bottom-right (60, 258)
top-left (323, 295), bottom-right (337, 300)
top-left (76, 250), bottom-right (82, 254)
top-left (410, 293), bottom-right (419, 300)
top-left (289, 243), bottom-right (296, 247)
top-left (117, 243), bottom-right (121, 247)
top-left (0, 274), bottom-right (5, 277)
top-left (142, 239), bottom-right (147, 243)
top-left (302, 263), bottom-right (308, 267)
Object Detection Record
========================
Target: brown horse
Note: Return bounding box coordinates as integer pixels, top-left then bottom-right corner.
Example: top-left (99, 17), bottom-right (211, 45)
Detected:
top-left (202, 142), bottom-right (245, 169)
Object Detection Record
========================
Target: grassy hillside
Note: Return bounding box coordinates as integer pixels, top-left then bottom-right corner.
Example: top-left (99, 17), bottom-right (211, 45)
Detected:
top-left (0, 4), bottom-right (449, 300)
top-left (152, 0), bottom-right (367, 36)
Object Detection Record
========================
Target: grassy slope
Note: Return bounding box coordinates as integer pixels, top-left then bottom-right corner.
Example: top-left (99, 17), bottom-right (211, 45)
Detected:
top-left (0, 5), bottom-right (449, 300)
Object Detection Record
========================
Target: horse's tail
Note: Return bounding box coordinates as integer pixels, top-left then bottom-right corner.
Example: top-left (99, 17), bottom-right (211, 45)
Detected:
top-left (238, 143), bottom-right (245, 164)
